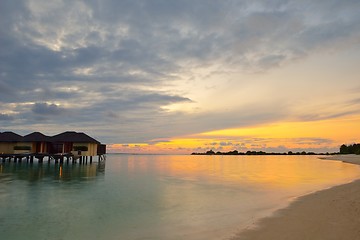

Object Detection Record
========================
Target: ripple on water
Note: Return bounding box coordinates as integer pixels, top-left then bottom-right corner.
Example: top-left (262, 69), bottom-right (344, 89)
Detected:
top-left (1, 155), bottom-right (360, 240)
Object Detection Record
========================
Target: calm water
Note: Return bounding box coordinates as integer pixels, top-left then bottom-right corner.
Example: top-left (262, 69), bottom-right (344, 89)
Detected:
top-left (1, 155), bottom-right (360, 240)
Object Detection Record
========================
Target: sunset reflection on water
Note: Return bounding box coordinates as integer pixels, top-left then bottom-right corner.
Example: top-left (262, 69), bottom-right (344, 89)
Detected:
top-left (117, 154), bottom-right (360, 190)
top-left (1, 155), bottom-right (360, 240)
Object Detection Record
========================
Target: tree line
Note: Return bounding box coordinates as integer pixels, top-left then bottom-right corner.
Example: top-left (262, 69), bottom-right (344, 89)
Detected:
top-left (340, 144), bottom-right (360, 154)
top-left (192, 143), bottom-right (360, 156)
top-left (191, 150), bottom-right (320, 155)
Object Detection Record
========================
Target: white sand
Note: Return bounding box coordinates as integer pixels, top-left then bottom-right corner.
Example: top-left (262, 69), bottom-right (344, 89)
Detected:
top-left (231, 155), bottom-right (360, 240)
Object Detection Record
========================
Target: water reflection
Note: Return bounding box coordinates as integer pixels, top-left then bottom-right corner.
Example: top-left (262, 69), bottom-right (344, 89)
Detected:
top-left (0, 161), bottom-right (105, 182)
top-left (1, 155), bottom-right (360, 240)
top-left (114, 155), bottom-right (360, 190)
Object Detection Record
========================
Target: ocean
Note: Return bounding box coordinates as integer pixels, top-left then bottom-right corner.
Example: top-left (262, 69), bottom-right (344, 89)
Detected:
top-left (1, 154), bottom-right (360, 240)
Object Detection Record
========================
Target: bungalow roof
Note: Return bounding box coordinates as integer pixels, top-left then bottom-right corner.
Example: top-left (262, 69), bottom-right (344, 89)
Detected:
top-left (0, 131), bottom-right (23, 142)
top-left (23, 132), bottom-right (51, 142)
top-left (51, 131), bottom-right (100, 144)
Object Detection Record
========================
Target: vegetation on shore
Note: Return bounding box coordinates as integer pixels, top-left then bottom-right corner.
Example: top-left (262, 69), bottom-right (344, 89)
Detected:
top-left (191, 150), bottom-right (325, 155)
top-left (340, 144), bottom-right (360, 154)
top-left (192, 143), bottom-right (360, 155)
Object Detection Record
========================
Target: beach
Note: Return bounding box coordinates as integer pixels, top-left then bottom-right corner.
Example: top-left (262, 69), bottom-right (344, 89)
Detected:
top-left (232, 155), bottom-right (360, 240)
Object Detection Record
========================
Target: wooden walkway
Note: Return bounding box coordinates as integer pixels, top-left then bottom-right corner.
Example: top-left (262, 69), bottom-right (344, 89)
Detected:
top-left (0, 153), bottom-right (106, 164)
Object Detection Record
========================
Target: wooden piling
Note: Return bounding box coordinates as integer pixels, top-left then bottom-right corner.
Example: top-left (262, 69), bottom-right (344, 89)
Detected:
top-left (0, 153), bottom-right (101, 165)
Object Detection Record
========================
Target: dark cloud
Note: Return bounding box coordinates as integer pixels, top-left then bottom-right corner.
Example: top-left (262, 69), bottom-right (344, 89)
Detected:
top-left (0, 81), bottom-right (14, 98)
top-left (105, 111), bottom-right (119, 119)
top-left (0, 113), bottom-right (14, 121)
top-left (31, 103), bottom-right (66, 116)
top-left (0, 0), bottom-right (359, 144)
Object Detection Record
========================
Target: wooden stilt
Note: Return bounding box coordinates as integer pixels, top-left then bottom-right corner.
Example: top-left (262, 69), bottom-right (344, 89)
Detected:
top-left (0, 152), bottom-right (95, 166)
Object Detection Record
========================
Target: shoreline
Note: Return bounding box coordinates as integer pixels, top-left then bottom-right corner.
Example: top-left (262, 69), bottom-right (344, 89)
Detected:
top-left (318, 154), bottom-right (360, 166)
top-left (231, 155), bottom-right (360, 240)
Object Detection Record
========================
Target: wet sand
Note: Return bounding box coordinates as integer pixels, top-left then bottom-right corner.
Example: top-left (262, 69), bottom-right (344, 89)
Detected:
top-left (232, 155), bottom-right (360, 240)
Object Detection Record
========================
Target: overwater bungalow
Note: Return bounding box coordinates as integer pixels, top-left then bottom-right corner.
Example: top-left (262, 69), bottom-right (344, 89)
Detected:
top-left (23, 132), bottom-right (51, 154)
top-left (0, 132), bottom-right (23, 154)
top-left (0, 131), bottom-right (106, 163)
top-left (50, 131), bottom-right (103, 156)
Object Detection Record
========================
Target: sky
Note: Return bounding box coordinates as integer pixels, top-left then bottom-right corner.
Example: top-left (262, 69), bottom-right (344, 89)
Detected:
top-left (1, 0), bottom-right (360, 154)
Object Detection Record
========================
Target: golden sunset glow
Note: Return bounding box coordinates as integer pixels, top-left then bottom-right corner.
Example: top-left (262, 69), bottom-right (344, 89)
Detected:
top-left (111, 114), bottom-right (360, 154)
top-left (199, 115), bottom-right (360, 142)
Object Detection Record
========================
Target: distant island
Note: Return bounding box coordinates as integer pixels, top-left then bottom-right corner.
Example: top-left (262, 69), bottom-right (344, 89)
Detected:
top-left (191, 150), bottom-right (323, 155)
top-left (192, 143), bottom-right (360, 156)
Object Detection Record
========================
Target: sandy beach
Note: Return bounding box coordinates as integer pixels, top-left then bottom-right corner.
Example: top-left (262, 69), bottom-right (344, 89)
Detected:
top-left (232, 155), bottom-right (360, 240)
top-left (319, 154), bottom-right (360, 165)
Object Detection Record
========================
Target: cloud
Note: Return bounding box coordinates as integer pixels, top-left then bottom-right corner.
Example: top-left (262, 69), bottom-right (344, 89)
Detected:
top-left (349, 97), bottom-right (360, 105)
top-left (105, 111), bottom-right (119, 119)
top-left (0, 0), bottom-right (359, 145)
top-left (0, 113), bottom-right (14, 121)
top-left (0, 81), bottom-right (14, 97)
top-left (291, 138), bottom-right (334, 146)
top-left (31, 102), bottom-right (66, 115)
top-left (219, 141), bottom-right (233, 146)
